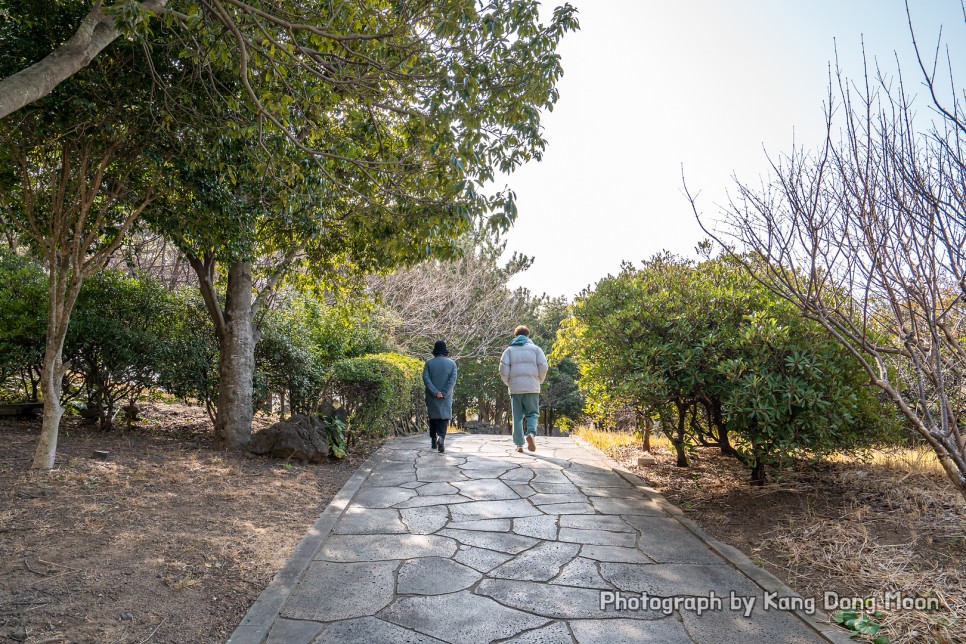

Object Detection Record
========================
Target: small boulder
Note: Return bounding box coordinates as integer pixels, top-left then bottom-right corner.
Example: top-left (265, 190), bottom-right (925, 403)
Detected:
top-left (249, 415), bottom-right (330, 463)
top-left (637, 455), bottom-right (657, 466)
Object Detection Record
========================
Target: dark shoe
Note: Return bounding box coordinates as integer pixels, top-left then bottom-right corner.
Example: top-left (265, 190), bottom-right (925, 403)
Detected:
top-left (437, 436), bottom-right (445, 453)
top-left (431, 438), bottom-right (437, 450)
top-left (526, 434), bottom-right (536, 452)
top-left (516, 446), bottom-right (524, 453)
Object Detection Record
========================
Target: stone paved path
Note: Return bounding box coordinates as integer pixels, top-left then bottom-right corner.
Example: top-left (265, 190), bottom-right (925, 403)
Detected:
top-left (229, 433), bottom-right (846, 643)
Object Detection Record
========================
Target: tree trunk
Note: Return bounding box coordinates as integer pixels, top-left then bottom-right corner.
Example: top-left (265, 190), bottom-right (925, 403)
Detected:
top-left (673, 402), bottom-right (689, 467)
top-left (750, 458), bottom-right (767, 485)
top-left (642, 412), bottom-right (653, 453)
top-left (33, 353), bottom-right (65, 469)
top-left (31, 267), bottom-right (81, 469)
top-left (213, 262), bottom-right (258, 450)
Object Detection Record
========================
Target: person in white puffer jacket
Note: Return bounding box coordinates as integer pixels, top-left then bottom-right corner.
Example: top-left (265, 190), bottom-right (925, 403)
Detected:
top-left (499, 325), bottom-right (548, 453)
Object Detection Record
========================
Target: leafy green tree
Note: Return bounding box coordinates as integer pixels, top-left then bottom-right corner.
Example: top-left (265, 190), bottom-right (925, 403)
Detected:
top-left (0, 1), bottom-right (201, 468)
top-left (154, 288), bottom-right (220, 418)
top-left (2, 0), bottom-right (579, 460)
top-left (65, 271), bottom-right (175, 428)
top-left (255, 291), bottom-right (390, 417)
top-left (0, 250), bottom-right (47, 401)
top-left (564, 254), bottom-right (898, 482)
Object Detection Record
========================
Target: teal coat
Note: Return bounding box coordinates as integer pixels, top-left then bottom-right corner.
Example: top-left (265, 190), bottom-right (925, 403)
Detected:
top-left (423, 355), bottom-right (458, 420)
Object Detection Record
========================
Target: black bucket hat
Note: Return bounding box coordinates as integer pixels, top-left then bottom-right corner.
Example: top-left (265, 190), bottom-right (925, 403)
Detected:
top-left (432, 340), bottom-right (448, 356)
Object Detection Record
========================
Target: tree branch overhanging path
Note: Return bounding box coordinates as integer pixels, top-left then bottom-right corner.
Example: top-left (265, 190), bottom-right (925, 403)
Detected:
top-left (1, 0), bottom-right (580, 468)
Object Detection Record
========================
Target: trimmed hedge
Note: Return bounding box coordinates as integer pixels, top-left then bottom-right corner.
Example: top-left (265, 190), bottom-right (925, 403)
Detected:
top-left (329, 352), bottom-right (426, 439)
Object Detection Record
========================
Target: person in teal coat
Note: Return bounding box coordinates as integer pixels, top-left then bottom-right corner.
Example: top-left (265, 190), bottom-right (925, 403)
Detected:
top-left (423, 340), bottom-right (458, 453)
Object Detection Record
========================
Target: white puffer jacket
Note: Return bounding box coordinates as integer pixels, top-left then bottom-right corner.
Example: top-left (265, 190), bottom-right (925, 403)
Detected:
top-left (499, 336), bottom-right (548, 394)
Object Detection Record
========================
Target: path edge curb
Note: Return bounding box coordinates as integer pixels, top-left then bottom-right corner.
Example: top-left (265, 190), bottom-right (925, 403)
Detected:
top-left (571, 436), bottom-right (854, 644)
top-left (226, 444), bottom-right (390, 644)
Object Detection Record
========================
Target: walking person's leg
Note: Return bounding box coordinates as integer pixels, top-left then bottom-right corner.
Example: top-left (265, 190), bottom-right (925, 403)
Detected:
top-left (510, 394), bottom-right (525, 451)
top-left (429, 419), bottom-right (438, 449)
top-left (522, 394), bottom-right (540, 451)
top-left (436, 419), bottom-right (448, 453)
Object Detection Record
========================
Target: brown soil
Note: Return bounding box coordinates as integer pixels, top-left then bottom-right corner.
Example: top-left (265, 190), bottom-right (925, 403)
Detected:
top-left (611, 443), bottom-right (966, 644)
top-left (0, 402), bottom-right (373, 644)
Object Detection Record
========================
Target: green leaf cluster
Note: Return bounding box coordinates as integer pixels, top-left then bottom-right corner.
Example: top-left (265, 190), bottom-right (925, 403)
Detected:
top-left (0, 249), bottom-right (47, 401)
top-left (833, 610), bottom-right (888, 642)
top-left (328, 352), bottom-right (426, 441)
top-left (255, 291), bottom-right (390, 416)
top-left (561, 253), bottom-right (901, 480)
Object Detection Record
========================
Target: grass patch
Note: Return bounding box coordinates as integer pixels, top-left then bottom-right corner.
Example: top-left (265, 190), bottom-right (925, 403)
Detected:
top-left (573, 426), bottom-right (673, 453)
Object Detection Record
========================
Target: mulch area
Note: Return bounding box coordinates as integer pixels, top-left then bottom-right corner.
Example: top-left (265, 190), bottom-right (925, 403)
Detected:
top-left (0, 403), bottom-right (374, 644)
top-left (609, 443), bottom-right (965, 644)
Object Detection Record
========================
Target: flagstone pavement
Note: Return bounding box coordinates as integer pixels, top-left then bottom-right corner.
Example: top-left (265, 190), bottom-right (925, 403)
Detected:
top-left (228, 433), bottom-right (849, 644)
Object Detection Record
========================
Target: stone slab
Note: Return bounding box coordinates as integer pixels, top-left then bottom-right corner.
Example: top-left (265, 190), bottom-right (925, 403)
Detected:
top-left (317, 534), bottom-right (457, 562)
top-left (380, 592), bottom-right (549, 642)
top-left (353, 487), bottom-right (417, 508)
top-left (489, 541), bottom-right (581, 581)
top-left (530, 482), bottom-right (581, 494)
top-left (529, 493), bottom-right (588, 505)
top-left (333, 507), bottom-right (408, 535)
top-left (505, 622), bottom-right (574, 643)
top-left (559, 515), bottom-right (634, 533)
top-left (313, 617), bottom-right (445, 643)
top-left (367, 470), bottom-right (420, 487)
top-left (623, 515), bottom-right (728, 564)
top-left (396, 557), bottom-right (481, 595)
top-left (558, 527), bottom-right (637, 547)
top-left (476, 578), bottom-right (664, 620)
top-left (500, 468), bottom-right (536, 483)
top-left (449, 499), bottom-right (544, 520)
top-left (395, 494), bottom-right (471, 508)
top-left (452, 545), bottom-right (515, 572)
top-left (416, 467), bottom-right (468, 483)
top-left (679, 606), bottom-right (824, 644)
top-left (438, 528), bottom-right (538, 554)
top-left (513, 515), bottom-right (559, 540)
top-left (598, 563), bottom-right (759, 597)
top-left (588, 496), bottom-right (665, 516)
top-left (416, 482), bottom-right (460, 496)
top-left (569, 617), bottom-right (693, 643)
top-left (400, 506), bottom-right (449, 535)
top-left (451, 478), bottom-right (520, 500)
top-left (535, 502), bottom-right (596, 515)
top-left (550, 557), bottom-right (614, 590)
top-left (579, 486), bottom-right (646, 499)
top-left (265, 618), bottom-right (324, 643)
top-left (508, 483), bottom-right (537, 498)
top-left (281, 560), bottom-right (397, 621)
top-left (445, 519), bottom-right (512, 532)
top-left (564, 471), bottom-right (635, 488)
top-left (580, 545), bottom-right (655, 564)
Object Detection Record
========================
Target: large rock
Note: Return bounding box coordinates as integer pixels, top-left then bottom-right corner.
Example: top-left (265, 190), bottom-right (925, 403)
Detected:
top-left (249, 414), bottom-right (330, 462)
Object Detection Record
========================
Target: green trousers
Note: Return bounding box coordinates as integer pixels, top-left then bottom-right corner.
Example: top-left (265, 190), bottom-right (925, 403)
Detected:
top-left (510, 393), bottom-right (540, 446)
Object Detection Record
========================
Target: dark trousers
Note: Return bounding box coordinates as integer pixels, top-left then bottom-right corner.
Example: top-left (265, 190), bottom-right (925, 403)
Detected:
top-left (429, 418), bottom-right (449, 444)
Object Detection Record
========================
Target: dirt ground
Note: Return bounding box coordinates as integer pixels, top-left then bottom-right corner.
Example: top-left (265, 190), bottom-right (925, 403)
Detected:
top-left (0, 403), bottom-right (373, 644)
top-left (611, 443), bottom-right (966, 644)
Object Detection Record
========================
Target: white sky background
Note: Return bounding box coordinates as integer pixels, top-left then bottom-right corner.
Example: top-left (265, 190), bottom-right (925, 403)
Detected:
top-left (499, 0), bottom-right (964, 299)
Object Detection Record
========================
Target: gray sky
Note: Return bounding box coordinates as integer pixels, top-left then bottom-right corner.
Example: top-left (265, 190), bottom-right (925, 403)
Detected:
top-left (501, 0), bottom-right (963, 298)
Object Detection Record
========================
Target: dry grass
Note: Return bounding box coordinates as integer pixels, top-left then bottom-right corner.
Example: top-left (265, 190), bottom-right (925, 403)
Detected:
top-left (0, 402), bottom-right (371, 643)
top-left (573, 426), bottom-right (674, 453)
top-left (589, 430), bottom-right (965, 644)
top-left (829, 445), bottom-right (947, 477)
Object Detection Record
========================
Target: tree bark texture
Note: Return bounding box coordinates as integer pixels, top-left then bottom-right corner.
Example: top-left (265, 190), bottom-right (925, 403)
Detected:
top-left (212, 262), bottom-right (258, 450)
top-left (32, 267), bottom-right (83, 469)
